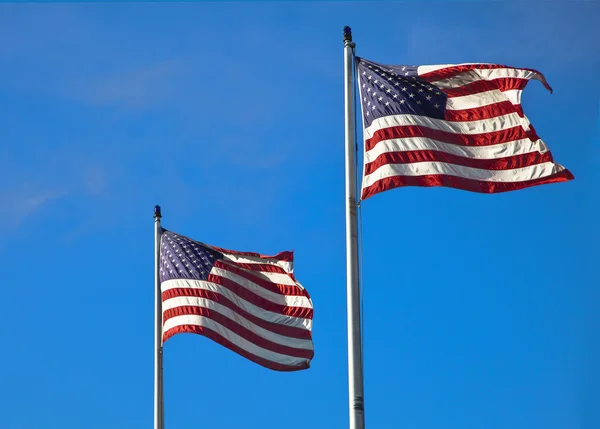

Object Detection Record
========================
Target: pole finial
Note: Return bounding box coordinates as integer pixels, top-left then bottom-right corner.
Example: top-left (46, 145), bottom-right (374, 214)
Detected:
top-left (343, 26), bottom-right (352, 43)
top-left (154, 205), bottom-right (162, 220)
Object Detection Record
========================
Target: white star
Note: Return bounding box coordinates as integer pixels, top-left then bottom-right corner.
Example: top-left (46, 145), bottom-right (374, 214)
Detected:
top-left (404, 72), bottom-right (409, 76)
top-left (368, 75), bottom-right (372, 80)
top-left (401, 87), bottom-right (407, 92)
top-left (374, 79), bottom-right (378, 84)
top-left (434, 103), bottom-right (440, 108)
top-left (426, 95), bottom-right (432, 101)
top-left (386, 88), bottom-right (391, 93)
top-left (402, 66), bottom-right (406, 71)
top-left (408, 93), bottom-right (415, 98)
top-left (371, 105), bottom-right (376, 110)
top-left (378, 96), bottom-right (383, 101)
top-left (399, 99), bottom-right (406, 104)
top-left (393, 94), bottom-right (398, 98)
top-left (416, 100), bottom-right (422, 105)
top-left (418, 88), bottom-right (424, 93)
top-left (385, 101), bottom-right (390, 106)
top-left (380, 84), bottom-right (385, 89)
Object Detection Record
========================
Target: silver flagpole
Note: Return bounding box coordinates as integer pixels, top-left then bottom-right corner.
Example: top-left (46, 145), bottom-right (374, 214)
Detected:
top-left (154, 205), bottom-right (164, 429)
top-left (343, 26), bottom-right (365, 429)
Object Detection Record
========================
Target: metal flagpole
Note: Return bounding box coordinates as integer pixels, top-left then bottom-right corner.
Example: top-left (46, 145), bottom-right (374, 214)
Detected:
top-left (343, 26), bottom-right (365, 429)
top-left (154, 205), bottom-right (164, 429)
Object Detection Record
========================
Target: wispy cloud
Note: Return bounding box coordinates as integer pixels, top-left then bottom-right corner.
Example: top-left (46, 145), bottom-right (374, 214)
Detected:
top-left (0, 161), bottom-right (112, 238)
top-left (0, 185), bottom-right (64, 231)
top-left (70, 58), bottom-right (187, 110)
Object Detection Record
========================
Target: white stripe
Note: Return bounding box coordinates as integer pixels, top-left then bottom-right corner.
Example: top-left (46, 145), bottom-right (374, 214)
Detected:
top-left (363, 112), bottom-right (529, 140)
top-left (163, 315), bottom-right (310, 367)
top-left (363, 161), bottom-right (565, 188)
top-left (446, 89), bottom-right (522, 110)
top-left (163, 296), bottom-right (313, 349)
top-left (213, 266), bottom-right (311, 307)
top-left (417, 63), bottom-right (492, 75)
top-left (220, 260), bottom-right (299, 287)
top-left (423, 67), bottom-right (542, 87)
top-left (364, 136), bottom-right (548, 163)
top-left (221, 253), bottom-right (293, 274)
top-left (161, 279), bottom-right (313, 330)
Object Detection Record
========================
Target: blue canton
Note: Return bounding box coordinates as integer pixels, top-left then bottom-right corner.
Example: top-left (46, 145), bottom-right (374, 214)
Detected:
top-left (159, 230), bottom-right (223, 283)
top-left (357, 57), bottom-right (448, 128)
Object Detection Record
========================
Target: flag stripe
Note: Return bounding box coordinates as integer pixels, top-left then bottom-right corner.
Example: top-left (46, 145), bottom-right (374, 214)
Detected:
top-left (163, 280), bottom-right (313, 329)
top-left (418, 64), bottom-right (552, 92)
top-left (163, 305), bottom-right (313, 357)
top-left (212, 247), bottom-right (294, 262)
top-left (212, 266), bottom-right (312, 308)
top-left (364, 112), bottom-right (528, 140)
top-left (446, 89), bottom-right (522, 110)
top-left (366, 124), bottom-right (530, 151)
top-left (444, 100), bottom-right (524, 122)
top-left (362, 169), bottom-right (573, 199)
top-left (163, 317), bottom-right (312, 371)
top-left (221, 254), bottom-right (294, 274)
top-left (363, 161), bottom-right (565, 188)
top-left (365, 136), bottom-right (547, 163)
top-left (215, 260), bottom-right (308, 296)
top-left (163, 286), bottom-right (312, 339)
top-left (442, 78), bottom-right (529, 97)
top-left (364, 150), bottom-right (553, 175)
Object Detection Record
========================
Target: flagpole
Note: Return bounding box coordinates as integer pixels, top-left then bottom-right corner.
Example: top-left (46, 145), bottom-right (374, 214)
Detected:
top-left (154, 205), bottom-right (164, 429)
top-left (343, 26), bottom-right (365, 429)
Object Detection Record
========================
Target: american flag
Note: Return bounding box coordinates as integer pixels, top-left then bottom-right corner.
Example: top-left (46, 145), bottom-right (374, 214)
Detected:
top-left (159, 230), bottom-right (314, 371)
top-left (357, 57), bottom-right (574, 200)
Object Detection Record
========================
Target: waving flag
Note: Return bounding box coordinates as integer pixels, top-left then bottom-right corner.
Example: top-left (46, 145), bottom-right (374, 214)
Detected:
top-left (159, 230), bottom-right (313, 371)
top-left (357, 58), bottom-right (573, 200)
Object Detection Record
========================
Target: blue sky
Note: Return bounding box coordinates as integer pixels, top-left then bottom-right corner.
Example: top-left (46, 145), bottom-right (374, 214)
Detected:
top-left (0, 1), bottom-right (598, 429)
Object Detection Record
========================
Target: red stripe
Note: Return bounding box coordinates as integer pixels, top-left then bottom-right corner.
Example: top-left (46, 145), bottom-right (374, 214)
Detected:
top-left (163, 276), bottom-right (314, 319)
top-left (211, 247), bottom-right (294, 262)
top-left (361, 170), bottom-right (574, 200)
top-left (162, 306), bottom-right (313, 359)
top-left (364, 150), bottom-right (554, 175)
top-left (223, 260), bottom-right (288, 275)
top-left (445, 100), bottom-right (524, 122)
top-left (163, 325), bottom-right (312, 372)
top-left (419, 64), bottom-right (552, 93)
top-left (163, 288), bottom-right (312, 339)
top-left (444, 78), bottom-right (528, 97)
top-left (366, 125), bottom-right (530, 151)
top-left (215, 260), bottom-right (309, 298)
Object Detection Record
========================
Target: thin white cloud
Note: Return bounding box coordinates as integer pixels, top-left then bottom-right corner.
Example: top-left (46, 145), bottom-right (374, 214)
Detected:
top-left (69, 58), bottom-right (187, 110)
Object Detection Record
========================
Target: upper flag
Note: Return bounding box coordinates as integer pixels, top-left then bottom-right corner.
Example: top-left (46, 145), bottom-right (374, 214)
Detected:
top-left (159, 230), bottom-right (314, 371)
top-left (357, 58), bottom-right (574, 200)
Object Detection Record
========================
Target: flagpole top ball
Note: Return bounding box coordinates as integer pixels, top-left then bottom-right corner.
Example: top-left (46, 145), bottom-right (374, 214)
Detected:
top-left (154, 205), bottom-right (162, 219)
top-left (343, 26), bottom-right (352, 42)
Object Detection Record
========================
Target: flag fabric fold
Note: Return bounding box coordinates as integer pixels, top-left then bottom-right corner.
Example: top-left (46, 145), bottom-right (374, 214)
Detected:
top-left (356, 58), bottom-right (574, 200)
top-left (159, 230), bottom-right (314, 371)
